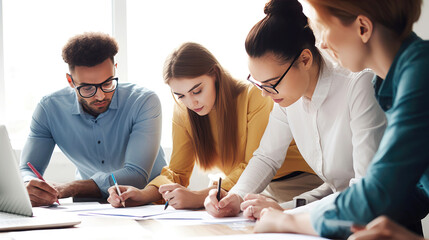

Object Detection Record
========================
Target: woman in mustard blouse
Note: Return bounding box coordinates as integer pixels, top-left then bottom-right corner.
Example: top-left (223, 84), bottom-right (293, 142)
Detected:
top-left (107, 42), bottom-right (321, 209)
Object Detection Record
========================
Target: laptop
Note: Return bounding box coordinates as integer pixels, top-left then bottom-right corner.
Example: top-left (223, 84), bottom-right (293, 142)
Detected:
top-left (0, 125), bottom-right (81, 231)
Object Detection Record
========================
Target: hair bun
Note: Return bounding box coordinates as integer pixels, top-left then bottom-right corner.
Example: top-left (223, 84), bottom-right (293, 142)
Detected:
top-left (264, 0), bottom-right (307, 27)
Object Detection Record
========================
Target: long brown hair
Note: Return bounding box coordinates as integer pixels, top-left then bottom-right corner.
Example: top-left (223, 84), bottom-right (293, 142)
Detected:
top-left (306, 0), bottom-right (422, 40)
top-left (163, 42), bottom-right (247, 170)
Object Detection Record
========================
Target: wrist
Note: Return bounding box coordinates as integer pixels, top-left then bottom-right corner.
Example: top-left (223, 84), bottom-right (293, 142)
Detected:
top-left (234, 193), bottom-right (244, 204)
top-left (193, 189), bottom-right (209, 208)
top-left (141, 185), bottom-right (163, 204)
top-left (57, 182), bottom-right (76, 198)
top-left (279, 213), bottom-right (294, 232)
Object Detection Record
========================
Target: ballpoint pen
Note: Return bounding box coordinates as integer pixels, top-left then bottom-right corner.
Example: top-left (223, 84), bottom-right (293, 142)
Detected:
top-left (164, 199), bottom-right (169, 210)
top-left (216, 177), bottom-right (222, 201)
top-left (27, 162), bottom-right (60, 205)
top-left (111, 173), bottom-right (125, 207)
top-left (216, 177), bottom-right (222, 211)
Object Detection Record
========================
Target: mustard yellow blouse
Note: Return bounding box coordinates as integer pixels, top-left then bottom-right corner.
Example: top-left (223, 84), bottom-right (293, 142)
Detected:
top-left (148, 85), bottom-right (313, 191)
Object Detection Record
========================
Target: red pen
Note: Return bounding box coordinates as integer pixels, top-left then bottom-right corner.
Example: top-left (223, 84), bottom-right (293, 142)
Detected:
top-left (27, 162), bottom-right (60, 205)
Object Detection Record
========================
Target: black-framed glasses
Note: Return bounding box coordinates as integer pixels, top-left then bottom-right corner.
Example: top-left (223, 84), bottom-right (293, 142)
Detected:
top-left (247, 52), bottom-right (301, 94)
top-left (69, 74), bottom-right (119, 98)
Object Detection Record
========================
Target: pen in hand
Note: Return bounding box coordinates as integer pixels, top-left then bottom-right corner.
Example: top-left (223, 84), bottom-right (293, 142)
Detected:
top-left (216, 177), bottom-right (222, 211)
top-left (111, 173), bottom-right (125, 207)
top-left (216, 177), bottom-right (222, 201)
top-left (27, 162), bottom-right (60, 205)
top-left (164, 196), bottom-right (169, 210)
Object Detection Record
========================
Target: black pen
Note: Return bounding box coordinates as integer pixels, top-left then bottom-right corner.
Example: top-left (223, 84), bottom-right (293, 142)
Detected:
top-left (216, 177), bottom-right (222, 201)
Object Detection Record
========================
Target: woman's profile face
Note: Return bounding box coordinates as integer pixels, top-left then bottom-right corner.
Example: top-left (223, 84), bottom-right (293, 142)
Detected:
top-left (169, 74), bottom-right (217, 116)
top-left (248, 53), bottom-right (309, 107)
top-left (310, 12), bottom-right (368, 72)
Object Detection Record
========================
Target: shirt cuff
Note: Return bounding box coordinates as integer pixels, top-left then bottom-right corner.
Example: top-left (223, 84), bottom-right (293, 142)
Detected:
top-left (91, 172), bottom-right (112, 198)
top-left (310, 192), bottom-right (351, 239)
top-left (22, 173), bottom-right (37, 183)
top-left (220, 177), bottom-right (236, 192)
top-left (146, 175), bottom-right (173, 189)
top-left (228, 184), bottom-right (248, 199)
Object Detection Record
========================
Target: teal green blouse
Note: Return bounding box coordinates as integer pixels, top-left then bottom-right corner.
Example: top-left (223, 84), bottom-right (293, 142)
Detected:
top-left (311, 33), bottom-right (429, 239)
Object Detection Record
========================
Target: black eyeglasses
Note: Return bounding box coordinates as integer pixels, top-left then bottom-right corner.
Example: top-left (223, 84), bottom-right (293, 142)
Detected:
top-left (247, 52), bottom-right (301, 94)
top-left (69, 74), bottom-right (119, 98)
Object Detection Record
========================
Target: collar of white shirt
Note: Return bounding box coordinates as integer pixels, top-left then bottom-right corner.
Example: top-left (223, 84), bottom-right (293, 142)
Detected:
top-left (301, 60), bottom-right (334, 113)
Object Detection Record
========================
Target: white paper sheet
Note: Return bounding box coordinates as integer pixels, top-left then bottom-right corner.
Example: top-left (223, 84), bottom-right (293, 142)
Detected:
top-left (82, 205), bottom-right (253, 225)
top-left (83, 204), bottom-right (181, 218)
top-left (39, 202), bottom-right (114, 212)
top-left (187, 233), bottom-right (329, 240)
top-left (149, 210), bottom-right (253, 224)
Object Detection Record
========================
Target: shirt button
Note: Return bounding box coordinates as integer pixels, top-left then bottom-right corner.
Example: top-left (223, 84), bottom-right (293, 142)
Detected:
top-left (98, 141), bottom-right (101, 144)
top-left (95, 120), bottom-right (98, 124)
top-left (101, 160), bottom-right (105, 164)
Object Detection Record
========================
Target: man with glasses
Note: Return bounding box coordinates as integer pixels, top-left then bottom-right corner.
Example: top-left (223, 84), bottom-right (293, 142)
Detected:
top-left (19, 32), bottom-right (166, 206)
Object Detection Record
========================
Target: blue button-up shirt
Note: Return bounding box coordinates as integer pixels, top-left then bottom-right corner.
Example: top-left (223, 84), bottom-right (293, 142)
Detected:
top-left (19, 83), bottom-right (166, 197)
top-left (310, 33), bottom-right (429, 239)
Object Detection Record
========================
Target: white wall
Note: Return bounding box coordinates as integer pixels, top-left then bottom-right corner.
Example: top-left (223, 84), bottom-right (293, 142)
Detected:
top-left (414, 0), bottom-right (429, 39)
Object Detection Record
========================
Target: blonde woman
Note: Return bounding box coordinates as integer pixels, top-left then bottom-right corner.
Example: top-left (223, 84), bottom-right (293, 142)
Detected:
top-left (107, 42), bottom-right (320, 209)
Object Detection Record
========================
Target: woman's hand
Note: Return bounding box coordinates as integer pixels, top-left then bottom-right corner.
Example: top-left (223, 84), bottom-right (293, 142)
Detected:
top-left (254, 207), bottom-right (290, 233)
top-left (204, 190), bottom-right (243, 218)
top-left (107, 185), bottom-right (146, 208)
top-left (348, 216), bottom-right (425, 240)
top-left (255, 209), bottom-right (317, 236)
top-left (159, 183), bottom-right (206, 209)
top-left (241, 193), bottom-right (283, 220)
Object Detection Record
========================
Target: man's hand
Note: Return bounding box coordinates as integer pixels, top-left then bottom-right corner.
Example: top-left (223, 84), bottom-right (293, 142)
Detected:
top-left (204, 190), bottom-right (242, 218)
top-left (159, 183), bottom-right (206, 209)
top-left (25, 179), bottom-right (59, 207)
top-left (241, 193), bottom-right (283, 220)
top-left (51, 182), bottom-right (74, 199)
top-left (52, 179), bottom-right (101, 199)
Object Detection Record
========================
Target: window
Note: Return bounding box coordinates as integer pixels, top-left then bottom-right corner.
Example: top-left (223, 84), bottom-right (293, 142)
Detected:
top-left (2, 0), bottom-right (428, 150)
top-left (1, 0), bottom-right (112, 146)
top-left (126, 0), bottom-right (267, 147)
top-left (1, 0), bottom-right (267, 148)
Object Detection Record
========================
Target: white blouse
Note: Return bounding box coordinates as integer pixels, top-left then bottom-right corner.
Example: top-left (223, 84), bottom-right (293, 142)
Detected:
top-left (230, 60), bottom-right (387, 204)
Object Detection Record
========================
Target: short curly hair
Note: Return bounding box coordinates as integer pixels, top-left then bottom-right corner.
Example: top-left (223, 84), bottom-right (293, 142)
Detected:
top-left (62, 32), bottom-right (119, 71)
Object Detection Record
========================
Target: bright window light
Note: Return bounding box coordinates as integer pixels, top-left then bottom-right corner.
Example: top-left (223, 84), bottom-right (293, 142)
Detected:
top-left (127, 0), bottom-right (267, 147)
top-left (2, 0), bottom-right (111, 146)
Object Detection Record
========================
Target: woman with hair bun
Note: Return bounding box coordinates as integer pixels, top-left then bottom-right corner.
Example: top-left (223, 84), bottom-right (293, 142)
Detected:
top-left (252, 0), bottom-right (429, 239)
top-left (205, 0), bottom-right (386, 220)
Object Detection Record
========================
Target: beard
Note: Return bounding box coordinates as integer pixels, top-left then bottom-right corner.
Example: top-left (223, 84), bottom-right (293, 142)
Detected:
top-left (79, 97), bottom-right (112, 117)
